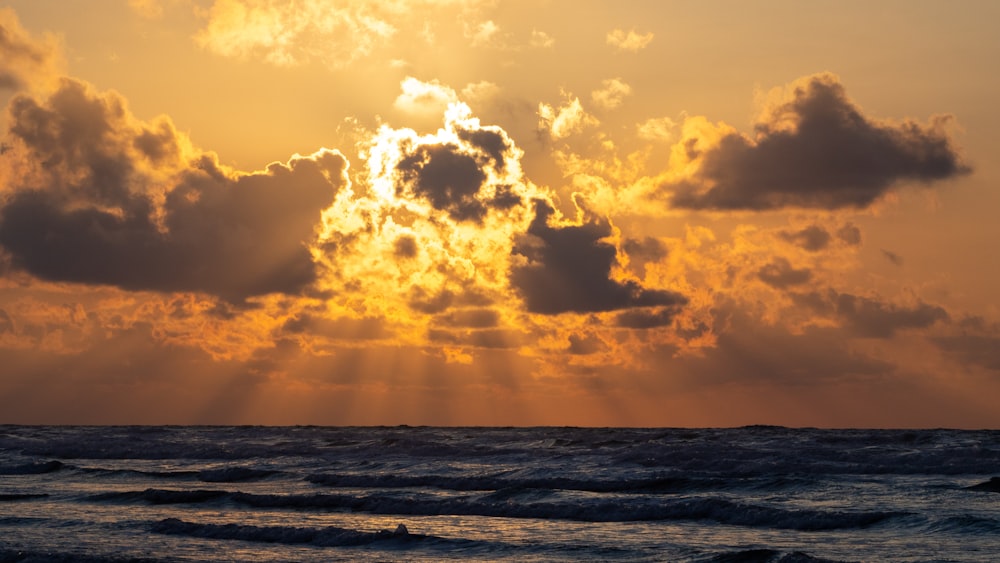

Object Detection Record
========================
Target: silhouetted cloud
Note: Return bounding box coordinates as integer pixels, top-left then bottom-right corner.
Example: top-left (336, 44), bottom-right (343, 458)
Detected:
top-left (0, 79), bottom-right (344, 301)
top-left (779, 225), bottom-right (831, 252)
top-left (567, 333), bottom-right (603, 355)
top-left (622, 236), bottom-right (667, 260)
top-left (511, 199), bottom-right (687, 314)
top-left (282, 314), bottom-right (389, 341)
top-left (933, 335), bottom-right (1000, 371)
top-left (379, 105), bottom-right (525, 224)
top-left (436, 308), bottom-right (500, 329)
top-left (428, 327), bottom-right (522, 349)
top-left (654, 305), bottom-right (891, 385)
top-left (615, 307), bottom-right (681, 329)
top-left (758, 258), bottom-right (812, 288)
top-left (881, 249), bottom-right (903, 266)
top-left (836, 223), bottom-right (862, 245)
top-left (794, 289), bottom-right (948, 338)
top-left (667, 73), bottom-right (969, 210)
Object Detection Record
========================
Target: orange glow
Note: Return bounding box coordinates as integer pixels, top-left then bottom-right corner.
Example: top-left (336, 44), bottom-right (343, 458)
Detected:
top-left (0, 2), bottom-right (998, 427)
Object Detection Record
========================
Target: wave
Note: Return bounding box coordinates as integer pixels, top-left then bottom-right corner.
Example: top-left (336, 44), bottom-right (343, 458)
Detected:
top-left (305, 471), bottom-right (757, 494)
top-left (0, 460), bottom-right (65, 475)
top-left (5, 427), bottom-right (999, 478)
top-left (87, 489), bottom-right (228, 504)
top-left (149, 517), bottom-right (427, 548)
top-left (965, 477), bottom-right (1000, 492)
top-left (73, 465), bottom-right (278, 483)
top-left (926, 514), bottom-right (1000, 534)
top-left (702, 549), bottom-right (850, 563)
top-left (195, 467), bottom-right (280, 482)
top-left (0, 547), bottom-right (161, 563)
top-left (0, 493), bottom-right (48, 502)
top-left (87, 488), bottom-right (907, 530)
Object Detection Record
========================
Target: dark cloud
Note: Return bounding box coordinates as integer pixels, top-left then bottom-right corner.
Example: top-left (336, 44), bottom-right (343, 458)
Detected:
top-left (408, 288), bottom-right (455, 314)
top-left (0, 79), bottom-right (343, 301)
top-left (881, 249), bottom-right (903, 266)
top-left (0, 308), bottom-right (12, 333)
top-left (393, 235), bottom-right (418, 258)
top-left (615, 307), bottom-right (681, 329)
top-left (932, 335), bottom-right (1000, 371)
top-left (281, 314), bottom-right (388, 341)
top-left (397, 143), bottom-right (489, 222)
top-left (511, 199), bottom-right (688, 315)
top-left (779, 225), bottom-right (830, 252)
top-left (757, 257), bottom-right (812, 289)
top-left (455, 127), bottom-right (508, 171)
top-left (567, 333), bottom-right (603, 355)
top-left (668, 73), bottom-right (969, 210)
top-left (794, 289), bottom-right (948, 338)
top-left (407, 287), bottom-right (493, 314)
top-left (652, 303), bottom-right (891, 385)
top-left (392, 117), bottom-right (523, 223)
top-left (836, 223), bottom-right (862, 246)
top-left (623, 236), bottom-right (667, 260)
top-left (428, 328), bottom-right (522, 349)
top-left (435, 308), bottom-right (500, 329)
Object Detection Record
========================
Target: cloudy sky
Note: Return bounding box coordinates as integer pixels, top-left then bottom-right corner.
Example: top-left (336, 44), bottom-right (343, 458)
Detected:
top-left (1, 0), bottom-right (998, 426)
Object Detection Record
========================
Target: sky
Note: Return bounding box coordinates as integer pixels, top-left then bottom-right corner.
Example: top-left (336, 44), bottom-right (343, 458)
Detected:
top-left (1, 0), bottom-right (999, 427)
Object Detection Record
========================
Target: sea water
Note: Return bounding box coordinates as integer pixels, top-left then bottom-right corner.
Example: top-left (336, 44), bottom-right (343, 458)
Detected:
top-left (1, 426), bottom-right (998, 562)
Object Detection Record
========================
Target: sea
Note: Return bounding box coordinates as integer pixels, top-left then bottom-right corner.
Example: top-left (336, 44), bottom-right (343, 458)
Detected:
top-left (1, 426), bottom-right (998, 562)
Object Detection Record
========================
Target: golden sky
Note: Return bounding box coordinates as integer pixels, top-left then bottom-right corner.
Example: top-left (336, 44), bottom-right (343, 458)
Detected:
top-left (1, 0), bottom-right (999, 426)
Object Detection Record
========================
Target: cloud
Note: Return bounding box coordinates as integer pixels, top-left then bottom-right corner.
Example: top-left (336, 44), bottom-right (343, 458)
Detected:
top-left (428, 327), bottom-right (522, 349)
top-left (657, 305), bottom-right (892, 386)
top-left (567, 333), bottom-right (604, 355)
top-left (933, 334), bottom-right (1000, 371)
top-left (794, 290), bottom-right (948, 338)
top-left (0, 8), bottom-right (62, 93)
top-left (881, 249), bottom-right (903, 266)
top-left (779, 225), bottom-right (831, 252)
top-left (591, 78), bottom-right (632, 111)
top-left (465, 20), bottom-right (500, 47)
top-left (281, 313), bottom-right (389, 341)
top-left (194, 0), bottom-right (477, 68)
top-left (530, 29), bottom-right (554, 48)
top-left (637, 117), bottom-right (677, 142)
top-left (0, 78), bottom-right (345, 301)
top-left (378, 106), bottom-right (526, 223)
top-left (393, 77), bottom-right (459, 117)
top-left (606, 28), bottom-right (654, 52)
top-left (666, 73), bottom-right (970, 210)
top-left (615, 307), bottom-right (682, 329)
top-left (836, 223), bottom-right (862, 245)
top-left (757, 257), bottom-right (812, 288)
top-left (510, 199), bottom-right (687, 315)
top-left (436, 308), bottom-right (500, 328)
top-left (538, 94), bottom-right (598, 140)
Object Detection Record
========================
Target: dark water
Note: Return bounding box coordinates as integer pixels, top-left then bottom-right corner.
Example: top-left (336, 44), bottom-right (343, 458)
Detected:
top-left (1, 426), bottom-right (998, 562)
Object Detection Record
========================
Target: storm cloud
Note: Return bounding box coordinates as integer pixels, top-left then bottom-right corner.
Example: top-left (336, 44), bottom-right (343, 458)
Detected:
top-left (511, 199), bottom-right (687, 315)
top-left (668, 73), bottom-right (969, 210)
top-left (0, 79), bottom-right (344, 301)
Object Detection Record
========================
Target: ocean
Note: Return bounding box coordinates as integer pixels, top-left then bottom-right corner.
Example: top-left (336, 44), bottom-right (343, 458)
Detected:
top-left (1, 426), bottom-right (998, 562)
